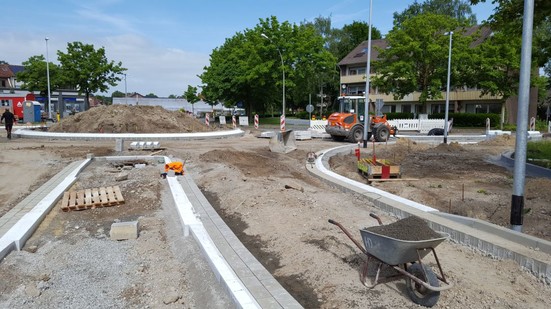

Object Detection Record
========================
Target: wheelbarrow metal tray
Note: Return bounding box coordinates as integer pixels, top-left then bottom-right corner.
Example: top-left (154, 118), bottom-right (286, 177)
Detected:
top-left (360, 230), bottom-right (449, 265)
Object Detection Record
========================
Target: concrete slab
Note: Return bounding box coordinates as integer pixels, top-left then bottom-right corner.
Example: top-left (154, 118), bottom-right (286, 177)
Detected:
top-left (110, 221), bottom-right (139, 240)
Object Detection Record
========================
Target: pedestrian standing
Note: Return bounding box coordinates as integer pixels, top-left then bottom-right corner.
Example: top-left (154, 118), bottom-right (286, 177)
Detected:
top-left (1, 108), bottom-right (15, 139)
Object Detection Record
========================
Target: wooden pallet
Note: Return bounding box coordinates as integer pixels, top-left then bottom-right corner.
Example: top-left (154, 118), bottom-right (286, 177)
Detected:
top-left (61, 186), bottom-right (124, 212)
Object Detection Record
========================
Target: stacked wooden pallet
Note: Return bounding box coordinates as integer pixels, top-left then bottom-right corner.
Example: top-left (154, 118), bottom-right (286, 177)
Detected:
top-left (61, 186), bottom-right (125, 212)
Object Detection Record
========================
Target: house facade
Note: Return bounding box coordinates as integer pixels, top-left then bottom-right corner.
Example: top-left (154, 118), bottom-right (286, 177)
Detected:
top-left (338, 37), bottom-right (538, 124)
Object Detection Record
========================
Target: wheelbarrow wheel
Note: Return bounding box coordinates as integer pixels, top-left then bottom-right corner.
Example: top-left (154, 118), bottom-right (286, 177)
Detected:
top-left (406, 263), bottom-right (440, 307)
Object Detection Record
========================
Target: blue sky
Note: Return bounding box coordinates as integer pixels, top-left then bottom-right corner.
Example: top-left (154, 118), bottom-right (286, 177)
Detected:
top-left (1, 0), bottom-right (495, 97)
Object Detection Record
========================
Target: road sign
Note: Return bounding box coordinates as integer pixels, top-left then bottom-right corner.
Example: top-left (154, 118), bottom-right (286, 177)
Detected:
top-left (306, 104), bottom-right (314, 113)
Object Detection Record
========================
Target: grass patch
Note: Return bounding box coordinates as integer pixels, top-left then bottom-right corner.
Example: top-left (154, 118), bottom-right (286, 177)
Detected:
top-left (527, 140), bottom-right (551, 168)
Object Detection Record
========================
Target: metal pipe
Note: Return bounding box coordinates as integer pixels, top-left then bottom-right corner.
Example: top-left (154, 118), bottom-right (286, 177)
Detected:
top-left (45, 37), bottom-right (52, 120)
top-left (363, 0), bottom-right (373, 148)
top-left (510, 0), bottom-right (535, 232)
top-left (444, 32), bottom-right (453, 144)
top-left (124, 73), bottom-right (128, 104)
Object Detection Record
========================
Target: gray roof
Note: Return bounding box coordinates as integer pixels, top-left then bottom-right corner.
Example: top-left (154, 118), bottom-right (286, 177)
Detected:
top-left (338, 39), bottom-right (388, 67)
top-left (338, 25), bottom-right (492, 67)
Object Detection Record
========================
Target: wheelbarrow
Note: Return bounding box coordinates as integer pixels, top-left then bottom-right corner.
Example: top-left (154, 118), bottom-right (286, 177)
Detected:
top-left (328, 214), bottom-right (453, 308)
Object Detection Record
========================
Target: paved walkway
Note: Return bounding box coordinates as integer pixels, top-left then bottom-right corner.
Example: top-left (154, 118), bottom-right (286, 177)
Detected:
top-left (0, 153), bottom-right (302, 309)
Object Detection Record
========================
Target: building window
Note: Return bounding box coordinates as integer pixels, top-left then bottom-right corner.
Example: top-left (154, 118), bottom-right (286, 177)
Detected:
top-left (348, 67), bottom-right (366, 75)
top-left (401, 104), bottom-right (411, 113)
top-left (380, 105), bottom-right (395, 113)
top-left (431, 104), bottom-right (446, 114)
top-left (465, 103), bottom-right (501, 114)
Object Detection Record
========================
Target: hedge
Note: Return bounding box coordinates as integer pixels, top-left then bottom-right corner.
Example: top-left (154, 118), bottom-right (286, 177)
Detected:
top-left (429, 113), bottom-right (500, 127)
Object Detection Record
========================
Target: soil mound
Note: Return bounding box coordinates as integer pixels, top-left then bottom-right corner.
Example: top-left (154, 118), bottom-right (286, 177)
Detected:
top-left (432, 142), bottom-right (465, 153)
top-left (478, 134), bottom-right (515, 147)
top-left (48, 105), bottom-right (213, 133)
top-left (365, 216), bottom-right (442, 241)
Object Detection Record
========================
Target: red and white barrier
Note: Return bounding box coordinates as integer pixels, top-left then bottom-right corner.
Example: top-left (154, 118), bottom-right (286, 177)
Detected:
top-left (232, 115), bottom-right (236, 128)
top-left (254, 114), bottom-right (259, 129)
top-left (205, 113), bottom-right (210, 127)
top-left (529, 117), bottom-right (536, 131)
top-left (280, 115), bottom-right (285, 132)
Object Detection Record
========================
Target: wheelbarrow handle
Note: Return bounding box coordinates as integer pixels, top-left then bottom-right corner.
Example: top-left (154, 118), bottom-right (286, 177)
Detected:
top-left (328, 219), bottom-right (367, 255)
top-left (369, 213), bottom-right (383, 225)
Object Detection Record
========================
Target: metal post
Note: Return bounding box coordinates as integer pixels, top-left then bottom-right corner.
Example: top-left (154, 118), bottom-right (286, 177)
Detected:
top-left (363, 0), bottom-right (373, 148)
top-left (261, 33), bottom-right (285, 130)
top-left (124, 73), bottom-right (128, 104)
top-left (444, 32), bottom-right (453, 144)
top-left (45, 37), bottom-right (52, 120)
top-left (511, 0), bottom-right (535, 232)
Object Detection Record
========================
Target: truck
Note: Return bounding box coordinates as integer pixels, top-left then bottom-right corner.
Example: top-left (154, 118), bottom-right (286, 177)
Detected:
top-left (325, 96), bottom-right (397, 142)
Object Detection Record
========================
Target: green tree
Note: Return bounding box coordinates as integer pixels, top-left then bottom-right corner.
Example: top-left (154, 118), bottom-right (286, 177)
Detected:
top-left (200, 16), bottom-right (335, 117)
top-left (145, 93), bottom-right (158, 98)
top-left (168, 94), bottom-right (177, 99)
top-left (57, 42), bottom-right (126, 110)
top-left (470, 30), bottom-right (522, 98)
top-left (394, 0), bottom-right (477, 26)
top-left (372, 13), bottom-right (476, 105)
top-left (183, 85), bottom-right (199, 114)
top-left (471, 0), bottom-right (551, 77)
top-left (112, 90), bottom-right (125, 97)
top-left (94, 94), bottom-right (112, 105)
top-left (16, 55), bottom-right (63, 95)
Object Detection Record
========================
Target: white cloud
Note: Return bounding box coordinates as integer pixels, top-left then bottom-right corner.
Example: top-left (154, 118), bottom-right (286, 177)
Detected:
top-left (1, 31), bottom-right (209, 98)
top-left (100, 34), bottom-right (209, 97)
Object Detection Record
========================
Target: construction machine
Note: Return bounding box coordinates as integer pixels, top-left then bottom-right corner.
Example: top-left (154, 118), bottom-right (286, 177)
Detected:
top-left (325, 96), bottom-right (397, 142)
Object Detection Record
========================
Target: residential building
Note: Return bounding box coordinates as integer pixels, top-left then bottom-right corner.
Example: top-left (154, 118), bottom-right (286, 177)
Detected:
top-left (337, 30), bottom-right (538, 124)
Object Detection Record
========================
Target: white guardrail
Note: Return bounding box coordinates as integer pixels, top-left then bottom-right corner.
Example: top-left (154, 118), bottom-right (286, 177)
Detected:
top-left (309, 119), bottom-right (449, 134)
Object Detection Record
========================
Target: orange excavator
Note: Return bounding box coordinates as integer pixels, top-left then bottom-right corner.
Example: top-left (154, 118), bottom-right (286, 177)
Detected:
top-left (325, 96), bottom-right (397, 142)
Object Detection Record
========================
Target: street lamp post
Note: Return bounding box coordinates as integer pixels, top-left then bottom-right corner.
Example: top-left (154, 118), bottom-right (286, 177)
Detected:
top-left (444, 31), bottom-right (453, 144)
top-left (124, 73), bottom-right (128, 104)
top-left (45, 37), bottom-right (52, 120)
top-left (261, 33), bottom-right (285, 130)
top-left (363, 0), bottom-right (373, 148)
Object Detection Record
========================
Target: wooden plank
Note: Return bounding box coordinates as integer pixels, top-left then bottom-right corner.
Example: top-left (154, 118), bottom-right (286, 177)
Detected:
top-left (69, 191), bottom-right (77, 207)
top-left (92, 188), bottom-right (101, 205)
top-left (99, 187), bottom-right (107, 204)
top-left (106, 186), bottom-right (116, 204)
top-left (76, 190), bottom-right (85, 206)
top-left (61, 192), bottom-right (70, 212)
top-left (61, 186), bottom-right (124, 212)
top-left (113, 186), bottom-right (124, 203)
top-left (84, 189), bottom-right (92, 206)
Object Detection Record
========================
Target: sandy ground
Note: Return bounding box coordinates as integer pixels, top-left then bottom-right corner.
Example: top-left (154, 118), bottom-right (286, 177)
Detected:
top-left (0, 105), bottom-right (550, 308)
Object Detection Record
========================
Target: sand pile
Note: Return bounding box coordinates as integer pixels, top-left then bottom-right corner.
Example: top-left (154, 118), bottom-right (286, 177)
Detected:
top-left (365, 216), bottom-right (442, 241)
top-left (48, 105), bottom-right (214, 133)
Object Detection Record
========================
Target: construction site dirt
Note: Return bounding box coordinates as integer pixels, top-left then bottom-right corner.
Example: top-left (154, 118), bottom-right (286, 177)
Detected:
top-left (0, 105), bottom-right (550, 308)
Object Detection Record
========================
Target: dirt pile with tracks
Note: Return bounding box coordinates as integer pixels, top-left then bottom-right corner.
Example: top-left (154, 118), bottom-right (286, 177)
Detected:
top-left (48, 104), bottom-right (213, 133)
top-left (330, 136), bottom-right (551, 241)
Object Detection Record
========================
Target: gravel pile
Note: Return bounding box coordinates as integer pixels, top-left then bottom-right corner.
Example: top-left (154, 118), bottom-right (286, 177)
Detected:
top-left (365, 216), bottom-right (442, 241)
